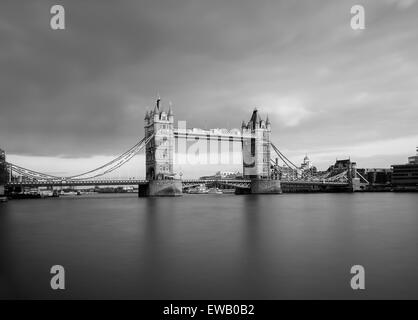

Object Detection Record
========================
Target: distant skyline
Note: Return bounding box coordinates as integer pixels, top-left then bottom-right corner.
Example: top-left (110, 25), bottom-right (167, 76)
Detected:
top-left (1, 0), bottom-right (417, 177)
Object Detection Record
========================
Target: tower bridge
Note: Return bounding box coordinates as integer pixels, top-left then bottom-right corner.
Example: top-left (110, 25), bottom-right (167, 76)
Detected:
top-left (139, 97), bottom-right (281, 196)
top-left (0, 97), bottom-right (366, 198)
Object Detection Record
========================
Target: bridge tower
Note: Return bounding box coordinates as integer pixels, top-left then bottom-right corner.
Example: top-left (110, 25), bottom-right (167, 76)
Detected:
top-left (140, 98), bottom-right (182, 197)
top-left (240, 109), bottom-right (281, 194)
top-left (347, 160), bottom-right (362, 192)
top-left (0, 148), bottom-right (7, 197)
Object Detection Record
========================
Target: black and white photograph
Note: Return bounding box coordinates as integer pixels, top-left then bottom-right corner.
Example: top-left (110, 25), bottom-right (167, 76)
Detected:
top-left (1, 0), bottom-right (418, 307)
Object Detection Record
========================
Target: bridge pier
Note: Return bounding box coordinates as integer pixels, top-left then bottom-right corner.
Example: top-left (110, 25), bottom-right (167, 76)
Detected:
top-left (348, 178), bottom-right (362, 192)
top-left (138, 179), bottom-right (183, 197)
top-left (234, 179), bottom-right (282, 194)
top-left (250, 179), bottom-right (282, 194)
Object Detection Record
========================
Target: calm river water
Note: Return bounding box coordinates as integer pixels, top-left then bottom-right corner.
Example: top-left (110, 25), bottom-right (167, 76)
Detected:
top-left (1, 193), bottom-right (417, 299)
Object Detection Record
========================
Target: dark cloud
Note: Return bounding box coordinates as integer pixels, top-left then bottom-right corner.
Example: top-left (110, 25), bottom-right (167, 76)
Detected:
top-left (1, 0), bottom-right (417, 166)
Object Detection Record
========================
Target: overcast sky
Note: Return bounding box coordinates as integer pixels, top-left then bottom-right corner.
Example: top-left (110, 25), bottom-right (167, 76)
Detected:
top-left (1, 0), bottom-right (417, 177)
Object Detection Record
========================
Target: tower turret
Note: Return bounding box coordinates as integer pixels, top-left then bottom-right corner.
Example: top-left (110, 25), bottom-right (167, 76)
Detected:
top-left (248, 108), bottom-right (262, 130)
top-left (168, 101), bottom-right (174, 122)
top-left (153, 99), bottom-right (160, 121)
top-left (160, 110), bottom-right (167, 121)
top-left (156, 97), bottom-right (161, 111)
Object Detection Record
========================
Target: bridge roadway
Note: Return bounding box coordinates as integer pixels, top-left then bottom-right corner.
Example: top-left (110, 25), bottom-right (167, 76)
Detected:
top-left (5, 179), bottom-right (251, 188)
top-left (282, 181), bottom-right (348, 186)
top-left (6, 179), bottom-right (149, 187)
top-left (6, 179), bottom-right (348, 189)
top-left (182, 179), bottom-right (251, 189)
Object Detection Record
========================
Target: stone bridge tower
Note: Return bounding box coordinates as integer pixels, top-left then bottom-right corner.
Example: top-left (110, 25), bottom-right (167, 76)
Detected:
top-left (240, 109), bottom-right (281, 194)
top-left (0, 149), bottom-right (8, 196)
top-left (140, 98), bottom-right (182, 196)
top-left (241, 108), bottom-right (271, 179)
top-left (144, 98), bottom-right (175, 180)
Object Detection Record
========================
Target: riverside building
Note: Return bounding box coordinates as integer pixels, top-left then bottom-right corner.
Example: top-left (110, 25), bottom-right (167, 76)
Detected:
top-left (391, 148), bottom-right (418, 191)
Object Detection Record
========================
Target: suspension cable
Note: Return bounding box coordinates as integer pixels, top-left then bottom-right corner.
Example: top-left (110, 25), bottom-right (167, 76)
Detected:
top-left (270, 146), bottom-right (296, 170)
top-left (67, 136), bottom-right (147, 179)
top-left (6, 162), bottom-right (62, 180)
top-left (70, 134), bottom-right (154, 180)
top-left (270, 143), bottom-right (299, 169)
top-left (6, 135), bottom-right (153, 181)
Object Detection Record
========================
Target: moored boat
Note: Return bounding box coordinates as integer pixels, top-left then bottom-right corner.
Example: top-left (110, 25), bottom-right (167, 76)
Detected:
top-left (208, 187), bottom-right (223, 194)
top-left (188, 184), bottom-right (209, 194)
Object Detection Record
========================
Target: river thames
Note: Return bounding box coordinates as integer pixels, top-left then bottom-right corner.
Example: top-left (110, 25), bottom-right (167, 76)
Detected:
top-left (1, 193), bottom-right (417, 299)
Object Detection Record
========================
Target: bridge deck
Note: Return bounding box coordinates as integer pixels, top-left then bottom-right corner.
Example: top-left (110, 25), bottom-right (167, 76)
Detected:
top-left (6, 180), bottom-right (148, 187)
top-left (6, 179), bottom-right (349, 188)
top-left (282, 181), bottom-right (348, 186)
top-left (182, 179), bottom-right (251, 183)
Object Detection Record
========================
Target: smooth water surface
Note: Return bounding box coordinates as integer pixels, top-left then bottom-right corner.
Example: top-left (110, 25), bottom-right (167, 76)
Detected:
top-left (1, 193), bottom-right (417, 299)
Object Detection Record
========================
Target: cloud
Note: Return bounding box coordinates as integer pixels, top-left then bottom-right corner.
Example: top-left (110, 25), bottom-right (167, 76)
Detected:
top-left (1, 0), bottom-right (417, 175)
top-left (260, 96), bottom-right (313, 127)
top-left (386, 0), bottom-right (417, 9)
